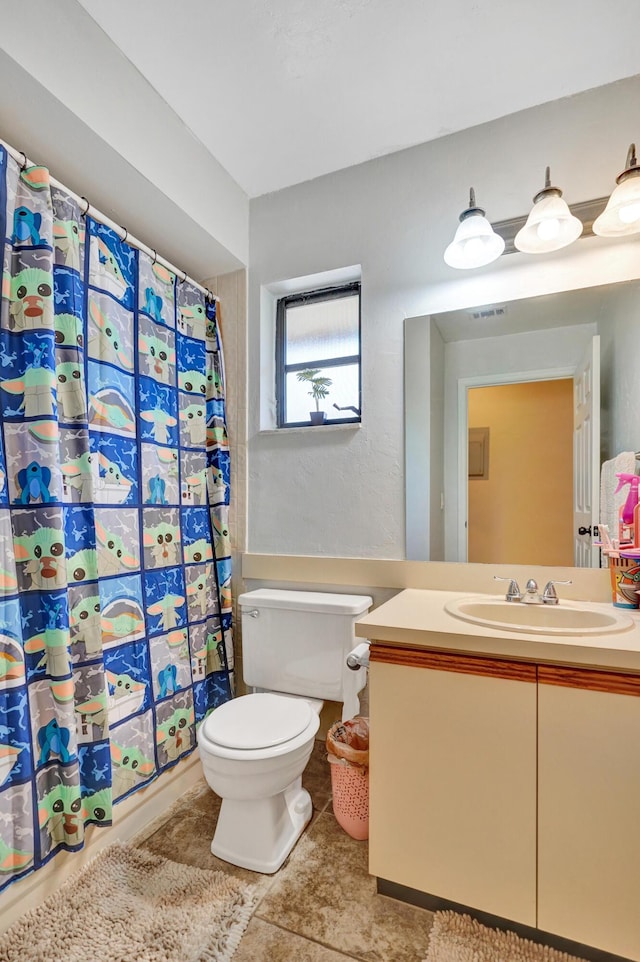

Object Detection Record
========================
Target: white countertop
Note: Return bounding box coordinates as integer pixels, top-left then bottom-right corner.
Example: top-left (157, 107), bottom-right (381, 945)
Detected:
top-left (355, 589), bottom-right (640, 673)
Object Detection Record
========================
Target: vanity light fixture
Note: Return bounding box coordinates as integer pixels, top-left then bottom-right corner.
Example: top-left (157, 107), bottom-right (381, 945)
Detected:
top-left (514, 167), bottom-right (583, 253)
top-left (443, 188), bottom-right (505, 270)
top-left (593, 143), bottom-right (640, 237)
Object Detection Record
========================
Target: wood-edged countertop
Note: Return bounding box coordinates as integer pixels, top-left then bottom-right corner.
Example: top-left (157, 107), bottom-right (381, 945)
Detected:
top-left (355, 588), bottom-right (640, 673)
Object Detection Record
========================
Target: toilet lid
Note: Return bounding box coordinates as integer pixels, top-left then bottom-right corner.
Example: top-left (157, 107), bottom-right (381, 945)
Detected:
top-left (202, 693), bottom-right (314, 750)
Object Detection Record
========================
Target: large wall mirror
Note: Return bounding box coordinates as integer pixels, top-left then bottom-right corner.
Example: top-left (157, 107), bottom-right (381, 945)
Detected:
top-left (406, 274), bottom-right (640, 569)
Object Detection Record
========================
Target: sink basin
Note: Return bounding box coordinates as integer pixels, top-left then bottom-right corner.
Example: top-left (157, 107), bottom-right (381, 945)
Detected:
top-left (444, 597), bottom-right (634, 635)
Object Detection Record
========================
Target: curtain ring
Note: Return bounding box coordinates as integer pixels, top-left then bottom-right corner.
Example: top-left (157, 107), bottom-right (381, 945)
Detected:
top-left (121, 226), bottom-right (128, 244)
top-left (80, 196), bottom-right (90, 217)
top-left (180, 270), bottom-right (188, 284)
top-left (18, 151), bottom-right (27, 171)
top-left (151, 249), bottom-right (157, 265)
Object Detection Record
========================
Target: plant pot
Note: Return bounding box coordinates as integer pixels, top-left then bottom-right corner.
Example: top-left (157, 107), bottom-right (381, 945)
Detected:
top-left (309, 411), bottom-right (326, 425)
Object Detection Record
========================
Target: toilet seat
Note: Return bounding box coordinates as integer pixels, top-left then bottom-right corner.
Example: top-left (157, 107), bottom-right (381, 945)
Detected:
top-left (202, 692), bottom-right (313, 751)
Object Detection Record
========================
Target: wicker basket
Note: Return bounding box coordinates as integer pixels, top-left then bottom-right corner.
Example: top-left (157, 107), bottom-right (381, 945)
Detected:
top-left (329, 758), bottom-right (369, 840)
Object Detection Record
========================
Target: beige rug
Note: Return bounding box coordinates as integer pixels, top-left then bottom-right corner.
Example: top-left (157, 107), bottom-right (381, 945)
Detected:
top-left (425, 912), bottom-right (590, 962)
top-left (0, 844), bottom-right (257, 962)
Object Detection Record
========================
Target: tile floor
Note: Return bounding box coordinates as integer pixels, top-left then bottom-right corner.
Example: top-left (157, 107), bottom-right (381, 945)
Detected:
top-left (136, 741), bottom-right (434, 961)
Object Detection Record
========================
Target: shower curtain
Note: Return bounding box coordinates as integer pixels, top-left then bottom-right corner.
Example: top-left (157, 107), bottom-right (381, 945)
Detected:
top-left (0, 146), bottom-right (233, 892)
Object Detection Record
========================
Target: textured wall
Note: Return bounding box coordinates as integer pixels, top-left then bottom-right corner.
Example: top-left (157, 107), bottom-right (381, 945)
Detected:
top-left (248, 75), bottom-right (640, 559)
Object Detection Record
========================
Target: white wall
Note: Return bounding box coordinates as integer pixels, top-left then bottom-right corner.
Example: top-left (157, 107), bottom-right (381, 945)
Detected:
top-left (429, 324), bottom-right (446, 561)
top-left (405, 317), bottom-right (445, 561)
top-left (599, 283), bottom-right (640, 457)
top-left (248, 74), bottom-right (640, 558)
top-left (404, 316), bottom-right (431, 560)
top-left (0, 0), bottom-right (248, 277)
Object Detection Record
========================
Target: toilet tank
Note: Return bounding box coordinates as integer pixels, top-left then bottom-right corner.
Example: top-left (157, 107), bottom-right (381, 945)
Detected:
top-left (238, 589), bottom-right (372, 702)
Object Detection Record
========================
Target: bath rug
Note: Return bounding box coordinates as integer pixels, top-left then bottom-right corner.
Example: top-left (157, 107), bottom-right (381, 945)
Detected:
top-left (0, 843), bottom-right (257, 962)
top-left (424, 911), bottom-right (590, 962)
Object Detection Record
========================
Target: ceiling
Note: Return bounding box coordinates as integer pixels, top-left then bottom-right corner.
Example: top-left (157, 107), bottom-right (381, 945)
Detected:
top-left (77, 0), bottom-right (640, 198)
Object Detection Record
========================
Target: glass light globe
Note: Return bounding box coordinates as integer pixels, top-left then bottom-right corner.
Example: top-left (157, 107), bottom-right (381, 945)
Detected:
top-left (462, 236), bottom-right (486, 262)
top-left (444, 207), bottom-right (505, 270)
top-left (593, 145), bottom-right (640, 237)
top-left (619, 201), bottom-right (640, 224)
top-left (594, 173), bottom-right (640, 236)
top-left (514, 190), bottom-right (582, 254)
top-left (537, 217), bottom-right (560, 241)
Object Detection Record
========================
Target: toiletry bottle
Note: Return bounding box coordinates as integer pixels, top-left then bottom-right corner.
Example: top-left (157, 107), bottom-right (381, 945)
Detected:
top-left (632, 500), bottom-right (640, 551)
top-left (615, 473), bottom-right (640, 546)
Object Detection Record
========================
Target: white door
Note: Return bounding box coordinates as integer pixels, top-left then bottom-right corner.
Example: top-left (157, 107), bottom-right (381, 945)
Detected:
top-left (573, 336), bottom-right (600, 567)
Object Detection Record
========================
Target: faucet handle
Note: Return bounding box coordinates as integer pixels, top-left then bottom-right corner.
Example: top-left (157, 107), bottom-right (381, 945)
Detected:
top-left (542, 579), bottom-right (572, 605)
top-left (494, 576), bottom-right (522, 602)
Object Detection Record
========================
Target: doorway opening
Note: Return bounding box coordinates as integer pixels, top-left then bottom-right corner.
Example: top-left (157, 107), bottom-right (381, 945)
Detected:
top-left (467, 379), bottom-right (574, 565)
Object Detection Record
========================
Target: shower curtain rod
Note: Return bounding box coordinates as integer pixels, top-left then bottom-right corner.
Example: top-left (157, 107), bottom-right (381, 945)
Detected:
top-left (1, 136), bottom-right (219, 302)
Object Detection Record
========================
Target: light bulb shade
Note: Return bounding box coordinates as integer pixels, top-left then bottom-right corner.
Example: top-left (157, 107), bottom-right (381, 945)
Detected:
top-left (593, 173), bottom-right (640, 237)
top-left (514, 193), bottom-right (583, 253)
top-left (444, 211), bottom-right (505, 269)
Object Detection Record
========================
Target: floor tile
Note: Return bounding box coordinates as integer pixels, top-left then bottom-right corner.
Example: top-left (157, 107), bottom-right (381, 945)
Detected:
top-left (131, 781), bottom-right (210, 845)
top-left (139, 804), bottom-right (275, 900)
top-left (134, 741), bottom-right (432, 962)
top-left (256, 812), bottom-right (433, 962)
top-left (233, 918), bottom-right (353, 962)
top-left (189, 779), bottom-right (222, 820)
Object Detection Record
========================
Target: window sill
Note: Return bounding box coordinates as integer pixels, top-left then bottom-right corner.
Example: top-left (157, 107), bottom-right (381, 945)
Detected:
top-left (259, 422), bottom-right (362, 436)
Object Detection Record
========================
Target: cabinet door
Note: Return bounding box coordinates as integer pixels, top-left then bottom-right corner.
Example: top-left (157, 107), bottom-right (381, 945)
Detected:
top-left (369, 650), bottom-right (537, 925)
top-left (538, 668), bottom-right (640, 961)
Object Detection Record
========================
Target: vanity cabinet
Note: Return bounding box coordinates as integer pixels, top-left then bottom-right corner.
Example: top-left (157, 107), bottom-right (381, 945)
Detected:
top-left (538, 667), bottom-right (640, 961)
top-left (369, 650), bottom-right (537, 926)
top-left (370, 648), bottom-right (640, 960)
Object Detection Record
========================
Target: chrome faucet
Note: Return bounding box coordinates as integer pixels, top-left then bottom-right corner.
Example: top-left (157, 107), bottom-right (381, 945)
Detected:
top-left (494, 576), bottom-right (522, 602)
top-left (494, 575), bottom-right (572, 604)
top-left (542, 579), bottom-right (572, 605)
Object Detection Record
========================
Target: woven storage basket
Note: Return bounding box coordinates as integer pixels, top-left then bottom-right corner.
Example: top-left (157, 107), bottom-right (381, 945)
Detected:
top-left (329, 758), bottom-right (369, 840)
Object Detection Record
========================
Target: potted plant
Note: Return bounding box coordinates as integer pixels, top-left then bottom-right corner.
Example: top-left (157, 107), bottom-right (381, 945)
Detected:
top-left (296, 368), bottom-right (333, 424)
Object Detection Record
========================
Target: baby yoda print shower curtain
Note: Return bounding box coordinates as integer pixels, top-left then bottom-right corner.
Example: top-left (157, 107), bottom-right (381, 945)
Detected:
top-left (0, 145), bottom-right (233, 892)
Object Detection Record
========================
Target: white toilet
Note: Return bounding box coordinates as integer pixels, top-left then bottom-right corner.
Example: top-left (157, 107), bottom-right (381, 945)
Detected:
top-left (197, 588), bottom-right (372, 873)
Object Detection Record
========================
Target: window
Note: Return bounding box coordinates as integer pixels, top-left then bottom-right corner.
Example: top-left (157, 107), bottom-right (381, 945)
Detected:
top-left (276, 282), bottom-right (361, 428)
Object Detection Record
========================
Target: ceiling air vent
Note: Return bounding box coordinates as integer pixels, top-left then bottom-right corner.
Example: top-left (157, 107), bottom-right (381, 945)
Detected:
top-left (467, 304), bottom-right (508, 320)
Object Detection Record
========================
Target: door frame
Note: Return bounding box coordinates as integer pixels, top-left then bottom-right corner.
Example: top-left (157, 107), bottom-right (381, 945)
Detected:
top-left (457, 366), bottom-right (574, 562)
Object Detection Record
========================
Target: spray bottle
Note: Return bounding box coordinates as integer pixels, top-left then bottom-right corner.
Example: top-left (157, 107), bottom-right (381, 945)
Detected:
top-left (615, 473), bottom-right (640, 546)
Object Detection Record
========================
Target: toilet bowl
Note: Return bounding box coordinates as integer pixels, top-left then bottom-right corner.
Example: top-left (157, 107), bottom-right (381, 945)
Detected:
top-left (197, 691), bottom-right (321, 873)
top-left (197, 588), bottom-right (372, 873)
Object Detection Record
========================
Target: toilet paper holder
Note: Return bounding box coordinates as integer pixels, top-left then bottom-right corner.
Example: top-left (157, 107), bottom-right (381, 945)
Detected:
top-left (346, 642), bottom-right (370, 671)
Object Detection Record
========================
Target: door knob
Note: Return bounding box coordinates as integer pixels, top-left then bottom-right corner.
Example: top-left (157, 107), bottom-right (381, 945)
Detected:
top-left (578, 525), bottom-right (599, 536)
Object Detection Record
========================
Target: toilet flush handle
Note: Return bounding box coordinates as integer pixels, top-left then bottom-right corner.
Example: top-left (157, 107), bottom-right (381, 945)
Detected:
top-left (244, 608), bottom-right (260, 618)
